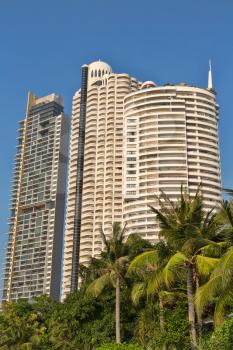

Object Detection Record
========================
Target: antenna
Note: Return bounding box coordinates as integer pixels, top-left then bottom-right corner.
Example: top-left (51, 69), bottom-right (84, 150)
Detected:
top-left (208, 59), bottom-right (213, 89)
top-left (209, 59), bottom-right (212, 71)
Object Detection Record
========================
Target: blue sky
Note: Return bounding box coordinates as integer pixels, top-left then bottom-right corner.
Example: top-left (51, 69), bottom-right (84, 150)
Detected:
top-left (0, 0), bottom-right (232, 279)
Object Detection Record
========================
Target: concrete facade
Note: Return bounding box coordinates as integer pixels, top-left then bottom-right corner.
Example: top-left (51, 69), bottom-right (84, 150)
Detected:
top-left (123, 84), bottom-right (222, 240)
top-left (62, 61), bottom-right (222, 300)
top-left (62, 61), bottom-right (140, 299)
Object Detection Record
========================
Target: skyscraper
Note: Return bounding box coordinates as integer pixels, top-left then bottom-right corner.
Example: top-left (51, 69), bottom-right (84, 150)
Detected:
top-left (3, 93), bottom-right (69, 302)
top-left (123, 70), bottom-right (222, 240)
top-left (62, 61), bottom-right (140, 299)
top-left (62, 61), bottom-right (222, 300)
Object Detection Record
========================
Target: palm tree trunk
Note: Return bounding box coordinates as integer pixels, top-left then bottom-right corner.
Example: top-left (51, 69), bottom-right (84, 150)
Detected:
top-left (187, 264), bottom-right (198, 350)
top-left (116, 276), bottom-right (121, 344)
top-left (195, 274), bottom-right (202, 338)
top-left (158, 292), bottom-right (167, 350)
top-left (158, 292), bottom-right (165, 333)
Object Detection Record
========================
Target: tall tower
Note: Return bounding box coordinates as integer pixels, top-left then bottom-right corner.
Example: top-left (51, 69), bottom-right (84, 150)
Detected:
top-left (123, 80), bottom-right (222, 240)
top-left (62, 61), bottom-right (140, 299)
top-left (3, 93), bottom-right (69, 302)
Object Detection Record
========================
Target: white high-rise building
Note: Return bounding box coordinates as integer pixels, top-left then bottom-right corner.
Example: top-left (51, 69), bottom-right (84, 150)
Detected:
top-left (123, 74), bottom-right (222, 240)
top-left (62, 61), bottom-right (140, 299)
top-left (62, 62), bottom-right (222, 299)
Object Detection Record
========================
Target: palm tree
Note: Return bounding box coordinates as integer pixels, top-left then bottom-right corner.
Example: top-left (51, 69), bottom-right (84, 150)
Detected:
top-left (87, 222), bottom-right (128, 344)
top-left (150, 188), bottom-right (221, 350)
top-left (217, 200), bottom-right (233, 243)
top-left (128, 241), bottom-right (172, 334)
top-left (195, 197), bottom-right (233, 326)
top-left (195, 246), bottom-right (233, 327)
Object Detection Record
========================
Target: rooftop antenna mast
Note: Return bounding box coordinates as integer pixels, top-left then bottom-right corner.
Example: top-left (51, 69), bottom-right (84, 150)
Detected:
top-left (208, 59), bottom-right (213, 89)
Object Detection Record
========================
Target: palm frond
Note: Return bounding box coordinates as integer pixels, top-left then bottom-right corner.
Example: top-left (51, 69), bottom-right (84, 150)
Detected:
top-left (195, 274), bottom-right (223, 316)
top-left (195, 255), bottom-right (220, 277)
top-left (116, 256), bottom-right (129, 269)
top-left (119, 223), bottom-right (127, 243)
top-left (149, 205), bottom-right (173, 231)
top-left (159, 189), bottom-right (177, 214)
top-left (112, 222), bottom-right (122, 241)
top-left (131, 282), bottom-right (146, 305)
top-left (100, 227), bottom-right (110, 253)
top-left (147, 269), bottom-right (164, 296)
top-left (128, 250), bottom-right (160, 273)
top-left (215, 247), bottom-right (233, 285)
top-left (87, 273), bottom-right (111, 297)
top-left (214, 291), bottom-right (233, 326)
top-left (182, 237), bottom-right (211, 256)
top-left (109, 270), bottom-right (117, 287)
top-left (162, 252), bottom-right (187, 287)
top-left (221, 201), bottom-right (233, 228)
top-left (202, 208), bottom-right (215, 230)
top-left (196, 247), bottom-right (233, 316)
top-left (199, 242), bottom-right (228, 257)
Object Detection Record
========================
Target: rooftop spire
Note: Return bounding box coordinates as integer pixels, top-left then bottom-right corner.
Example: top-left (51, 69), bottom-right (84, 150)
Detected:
top-left (208, 59), bottom-right (213, 89)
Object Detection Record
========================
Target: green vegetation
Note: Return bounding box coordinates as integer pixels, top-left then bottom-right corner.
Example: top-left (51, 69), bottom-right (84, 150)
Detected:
top-left (1, 188), bottom-right (233, 349)
top-left (96, 344), bottom-right (143, 350)
top-left (204, 318), bottom-right (233, 349)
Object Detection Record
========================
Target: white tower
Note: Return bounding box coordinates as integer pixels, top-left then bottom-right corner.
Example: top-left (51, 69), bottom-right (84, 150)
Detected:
top-left (62, 61), bottom-right (140, 299)
top-left (123, 83), bottom-right (222, 241)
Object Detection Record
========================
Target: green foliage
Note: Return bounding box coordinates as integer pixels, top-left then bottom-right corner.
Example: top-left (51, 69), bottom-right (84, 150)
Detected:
top-left (49, 288), bottom-right (116, 349)
top-left (96, 343), bottom-right (143, 350)
top-left (148, 300), bottom-right (190, 350)
top-left (48, 277), bottom-right (140, 349)
top-left (195, 199), bottom-right (233, 326)
top-left (1, 193), bottom-right (233, 350)
top-left (0, 296), bottom-right (56, 349)
top-left (125, 233), bottom-right (153, 260)
top-left (204, 318), bottom-right (233, 350)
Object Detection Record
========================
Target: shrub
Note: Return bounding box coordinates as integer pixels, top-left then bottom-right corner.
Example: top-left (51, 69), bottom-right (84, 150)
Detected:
top-left (205, 318), bottom-right (233, 350)
top-left (96, 343), bottom-right (143, 350)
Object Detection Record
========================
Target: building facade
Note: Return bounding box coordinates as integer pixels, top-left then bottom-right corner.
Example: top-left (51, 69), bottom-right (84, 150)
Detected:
top-left (3, 93), bottom-right (69, 302)
top-left (123, 79), bottom-right (222, 240)
top-left (62, 61), bottom-right (222, 300)
top-left (62, 61), bottom-right (140, 299)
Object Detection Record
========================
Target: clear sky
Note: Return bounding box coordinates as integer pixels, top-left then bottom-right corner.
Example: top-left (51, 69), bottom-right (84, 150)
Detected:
top-left (0, 0), bottom-right (232, 281)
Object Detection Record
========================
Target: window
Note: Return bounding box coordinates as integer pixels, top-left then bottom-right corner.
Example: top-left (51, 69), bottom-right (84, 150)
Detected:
top-left (127, 138), bottom-right (136, 142)
top-left (126, 191), bottom-right (136, 195)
